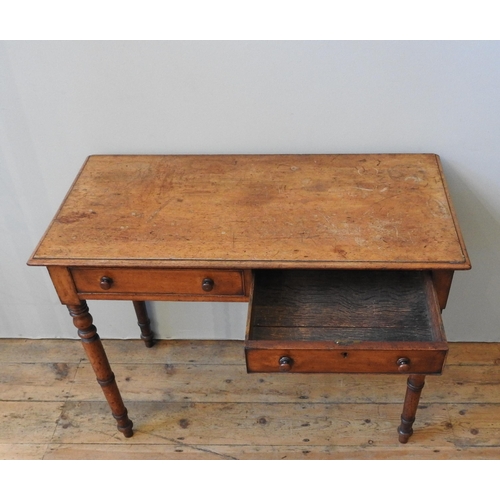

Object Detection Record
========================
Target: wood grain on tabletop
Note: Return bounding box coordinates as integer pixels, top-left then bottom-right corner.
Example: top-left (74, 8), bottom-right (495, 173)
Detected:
top-left (28, 154), bottom-right (470, 270)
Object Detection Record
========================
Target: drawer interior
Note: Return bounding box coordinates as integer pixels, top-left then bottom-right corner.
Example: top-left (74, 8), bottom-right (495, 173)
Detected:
top-left (245, 270), bottom-right (447, 374)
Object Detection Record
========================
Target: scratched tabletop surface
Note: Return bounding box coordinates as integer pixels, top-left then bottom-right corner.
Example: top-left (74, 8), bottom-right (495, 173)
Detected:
top-left (29, 154), bottom-right (470, 270)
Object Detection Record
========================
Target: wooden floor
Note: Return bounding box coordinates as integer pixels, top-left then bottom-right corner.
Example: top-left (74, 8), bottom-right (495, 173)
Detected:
top-left (1, 339), bottom-right (499, 459)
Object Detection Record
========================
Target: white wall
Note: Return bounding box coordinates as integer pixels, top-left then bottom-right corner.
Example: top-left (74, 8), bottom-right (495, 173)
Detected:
top-left (1, 40), bottom-right (499, 341)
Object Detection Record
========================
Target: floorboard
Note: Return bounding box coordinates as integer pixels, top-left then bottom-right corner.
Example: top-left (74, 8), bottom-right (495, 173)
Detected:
top-left (1, 340), bottom-right (499, 459)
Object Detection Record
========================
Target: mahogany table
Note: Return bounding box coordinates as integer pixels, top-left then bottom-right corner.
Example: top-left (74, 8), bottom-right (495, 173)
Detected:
top-left (28, 154), bottom-right (470, 443)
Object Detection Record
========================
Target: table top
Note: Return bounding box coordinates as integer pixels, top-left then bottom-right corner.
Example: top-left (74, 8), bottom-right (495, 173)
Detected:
top-left (29, 154), bottom-right (470, 270)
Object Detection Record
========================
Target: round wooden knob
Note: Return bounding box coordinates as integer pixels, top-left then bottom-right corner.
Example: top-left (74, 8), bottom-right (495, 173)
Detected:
top-left (279, 356), bottom-right (293, 372)
top-left (100, 276), bottom-right (113, 290)
top-left (202, 278), bottom-right (214, 292)
top-left (397, 357), bottom-right (411, 373)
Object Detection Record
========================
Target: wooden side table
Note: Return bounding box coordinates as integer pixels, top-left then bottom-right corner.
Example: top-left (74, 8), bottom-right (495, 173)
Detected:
top-left (28, 154), bottom-right (470, 442)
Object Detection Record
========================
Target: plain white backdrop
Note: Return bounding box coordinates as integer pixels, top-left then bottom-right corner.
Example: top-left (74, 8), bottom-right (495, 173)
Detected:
top-left (2, 40), bottom-right (500, 341)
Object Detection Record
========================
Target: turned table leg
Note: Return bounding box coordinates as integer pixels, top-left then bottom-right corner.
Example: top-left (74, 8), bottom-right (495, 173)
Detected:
top-left (133, 301), bottom-right (155, 347)
top-left (68, 301), bottom-right (134, 438)
top-left (398, 374), bottom-right (426, 443)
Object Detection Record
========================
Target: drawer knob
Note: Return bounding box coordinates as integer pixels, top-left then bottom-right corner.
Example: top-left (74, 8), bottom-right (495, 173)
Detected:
top-left (397, 357), bottom-right (411, 373)
top-left (100, 276), bottom-right (113, 290)
top-left (279, 356), bottom-right (293, 372)
top-left (202, 278), bottom-right (214, 292)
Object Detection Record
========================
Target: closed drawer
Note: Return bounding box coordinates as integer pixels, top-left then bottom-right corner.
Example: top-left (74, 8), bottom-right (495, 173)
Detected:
top-left (245, 270), bottom-right (448, 374)
top-left (71, 267), bottom-right (248, 300)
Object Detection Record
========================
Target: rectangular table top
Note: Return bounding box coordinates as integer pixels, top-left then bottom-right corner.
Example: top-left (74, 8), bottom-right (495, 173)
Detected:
top-left (29, 154), bottom-right (470, 270)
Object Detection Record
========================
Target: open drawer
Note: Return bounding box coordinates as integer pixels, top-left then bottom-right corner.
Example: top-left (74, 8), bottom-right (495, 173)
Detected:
top-left (245, 270), bottom-right (448, 374)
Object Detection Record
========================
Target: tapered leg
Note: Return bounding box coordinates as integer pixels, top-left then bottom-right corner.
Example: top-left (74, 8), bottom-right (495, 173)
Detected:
top-left (398, 374), bottom-right (426, 443)
top-left (68, 301), bottom-right (134, 437)
top-left (133, 301), bottom-right (155, 347)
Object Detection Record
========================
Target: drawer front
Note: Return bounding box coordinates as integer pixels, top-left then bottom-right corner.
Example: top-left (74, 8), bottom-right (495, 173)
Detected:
top-left (245, 346), bottom-right (448, 374)
top-left (71, 267), bottom-right (246, 298)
